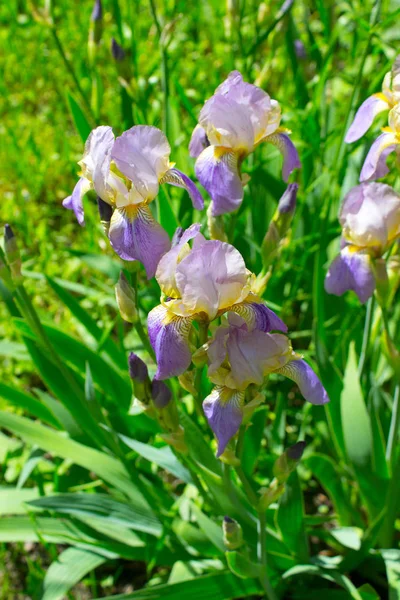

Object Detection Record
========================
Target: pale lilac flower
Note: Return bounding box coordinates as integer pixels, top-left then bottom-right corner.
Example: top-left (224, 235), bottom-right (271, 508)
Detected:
top-left (63, 125), bottom-right (203, 278)
top-left (148, 225), bottom-right (287, 380)
top-left (346, 56), bottom-right (400, 144)
top-left (359, 104), bottom-right (400, 182)
top-left (203, 312), bottom-right (329, 456)
top-left (189, 71), bottom-right (300, 216)
top-left (325, 182), bottom-right (400, 303)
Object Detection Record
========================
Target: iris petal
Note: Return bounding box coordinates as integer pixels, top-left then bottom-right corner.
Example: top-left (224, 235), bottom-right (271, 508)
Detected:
top-left (345, 95), bottom-right (389, 144)
top-left (228, 294), bottom-right (287, 333)
top-left (266, 132), bottom-right (301, 181)
top-left (203, 386), bottom-right (245, 457)
top-left (160, 168), bottom-right (204, 210)
top-left (108, 204), bottom-right (170, 279)
top-left (62, 177), bottom-right (91, 226)
top-left (278, 359), bottom-right (329, 405)
top-left (148, 304), bottom-right (193, 380)
top-left (325, 246), bottom-right (375, 304)
top-left (195, 146), bottom-right (244, 216)
top-left (359, 132), bottom-right (397, 182)
top-left (189, 125), bottom-right (209, 158)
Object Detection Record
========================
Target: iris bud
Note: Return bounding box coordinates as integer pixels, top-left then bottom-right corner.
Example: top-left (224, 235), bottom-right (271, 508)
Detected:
top-left (160, 427), bottom-right (188, 454)
top-left (152, 379), bottom-right (180, 432)
top-left (88, 0), bottom-right (103, 65)
top-left (115, 272), bottom-right (138, 323)
top-left (273, 441), bottom-right (306, 483)
top-left (223, 516), bottom-right (243, 550)
top-left (128, 352), bottom-right (151, 404)
top-left (262, 184), bottom-right (298, 268)
top-left (111, 38), bottom-right (131, 81)
top-left (4, 225), bottom-right (22, 283)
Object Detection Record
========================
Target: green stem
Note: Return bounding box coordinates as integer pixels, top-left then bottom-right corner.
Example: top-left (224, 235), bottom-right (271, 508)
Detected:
top-left (134, 319), bottom-right (156, 361)
top-left (257, 510), bottom-right (278, 600)
top-left (358, 295), bottom-right (375, 379)
top-left (194, 322), bottom-right (209, 413)
top-left (148, 0), bottom-right (170, 137)
top-left (386, 384), bottom-right (400, 465)
top-left (50, 28), bottom-right (95, 122)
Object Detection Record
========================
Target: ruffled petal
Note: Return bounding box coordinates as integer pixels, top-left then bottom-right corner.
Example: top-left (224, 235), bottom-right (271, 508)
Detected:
top-left (175, 240), bottom-right (248, 320)
top-left (203, 386), bottom-right (245, 457)
top-left (189, 125), bottom-right (209, 158)
top-left (108, 204), bottom-right (171, 279)
top-left (148, 304), bottom-right (193, 379)
top-left (156, 223), bottom-right (202, 297)
top-left (265, 132), bottom-right (301, 181)
top-left (324, 246), bottom-right (375, 304)
top-left (195, 146), bottom-right (244, 216)
top-left (359, 132), bottom-right (397, 182)
top-left (160, 168), bottom-right (204, 210)
top-left (80, 126), bottom-right (115, 201)
top-left (345, 95), bottom-right (389, 144)
top-left (111, 126), bottom-right (171, 201)
top-left (228, 293), bottom-right (287, 333)
top-left (62, 177), bottom-right (91, 226)
top-left (199, 94), bottom-right (255, 151)
top-left (277, 359), bottom-right (329, 405)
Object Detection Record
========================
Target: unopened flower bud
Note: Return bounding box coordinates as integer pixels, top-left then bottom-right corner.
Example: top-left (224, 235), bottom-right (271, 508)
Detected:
top-left (223, 516), bottom-right (243, 550)
top-left (294, 40), bottom-right (307, 60)
top-left (111, 38), bottom-right (126, 62)
top-left (115, 272), bottom-right (138, 323)
top-left (97, 197), bottom-right (113, 235)
top-left (152, 379), bottom-right (180, 432)
top-left (128, 352), bottom-right (151, 403)
top-left (207, 204), bottom-right (228, 242)
top-left (4, 225), bottom-right (22, 283)
top-left (273, 441), bottom-right (306, 483)
top-left (262, 184), bottom-right (298, 268)
top-left (88, 0), bottom-right (103, 64)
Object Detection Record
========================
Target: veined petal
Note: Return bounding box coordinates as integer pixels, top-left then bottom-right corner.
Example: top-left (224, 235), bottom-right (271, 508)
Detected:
top-left (189, 125), bottom-right (209, 158)
top-left (109, 204), bottom-right (170, 279)
top-left (345, 95), bottom-right (389, 143)
top-left (62, 177), bottom-right (91, 226)
top-left (79, 126), bottom-right (115, 202)
top-left (199, 94), bottom-right (255, 151)
top-left (228, 293), bottom-right (287, 333)
top-left (324, 246), bottom-right (375, 304)
top-left (111, 126), bottom-right (171, 201)
top-left (148, 304), bottom-right (193, 379)
top-left (156, 223), bottom-right (202, 297)
top-left (203, 386), bottom-right (245, 457)
top-left (160, 168), bottom-right (204, 210)
top-left (359, 132), bottom-right (397, 182)
top-left (175, 240), bottom-right (248, 320)
top-left (196, 146), bottom-right (244, 216)
top-left (278, 359), bottom-right (329, 405)
top-left (265, 133), bottom-right (301, 181)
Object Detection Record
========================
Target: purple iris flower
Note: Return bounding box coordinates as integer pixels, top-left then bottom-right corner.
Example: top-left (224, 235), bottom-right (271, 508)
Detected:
top-left (63, 125), bottom-right (203, 278)
top-left (325, 182), bottom-right (400, 303)
top-left (148, 224), bottom-right (287, 380)
top-left (189, 71), bottom-right (300, 216)
top-left (346, 55), bottom-right (400, 145)
top-left (203, 312), bottom-right (329, 456)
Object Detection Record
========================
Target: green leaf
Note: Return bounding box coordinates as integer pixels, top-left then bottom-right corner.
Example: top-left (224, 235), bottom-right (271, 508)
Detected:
top-left (17, 446), bottom-right (46, 488)
top-left (92, 571), bottom-right (261, 599)
top-left (41, 547), bottom-right (107, 600)
top-left (29, 492), bottom-right (161, 537)
top-left (157, 186), bottom-right (179, 237)
top-left (119, 433), bottom-right (192, 483)
top-left (67, 93), bottom-right (92, 142)
top-left (276, 471), bottom-right (309, 562)
top-left (0, 340), bottom-right (29, 360)
top-left (341, 342), bottom-right (373, 468)
top-left (225, 551), bottom-right (260, 579)
top-left (381, 549), bottom-right (400, 600)
top-left (179, 410), bottom-right (221, 476)
top-left (0, 382), bottom-right (60, 428)
top-left (190, 503), bottom-right (225, 553)
top-left (283, 565), bottom-right (363, 600)
top-left (0, 411), bottom-right (161, 535)
top-left (0, 486), bottom-right (40, 515)
top-left (305, 453), bottom-right (355, 526)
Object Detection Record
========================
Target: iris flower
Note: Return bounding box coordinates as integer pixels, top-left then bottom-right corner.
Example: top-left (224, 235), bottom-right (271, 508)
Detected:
top-left (325, 182), bottom-right (400, 303)
top-left (346, 56), bottom-right (400, 145)
top-left (359, 104), bottom-right (400, 182)
top-left (189, 71), bottom-right (300, 216)
top-left (202, 312), bottom-right (329, 456)
top-left (148, 224), bottom-right (287, 380)
top-left (63, 125), bottom-right (203, 278)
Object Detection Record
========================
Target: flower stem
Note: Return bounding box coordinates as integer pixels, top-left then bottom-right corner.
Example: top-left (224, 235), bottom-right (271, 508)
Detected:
top-left (358, 295), bottom-right (375, 379)
top-left (194, 322), bottom-right (209, 413)
top-left (386, 384), bottom-right (400, 465)
top-left (148, 0), bottom-right (170, 138)
top-left (257, 509), bottom-right (278, 600)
